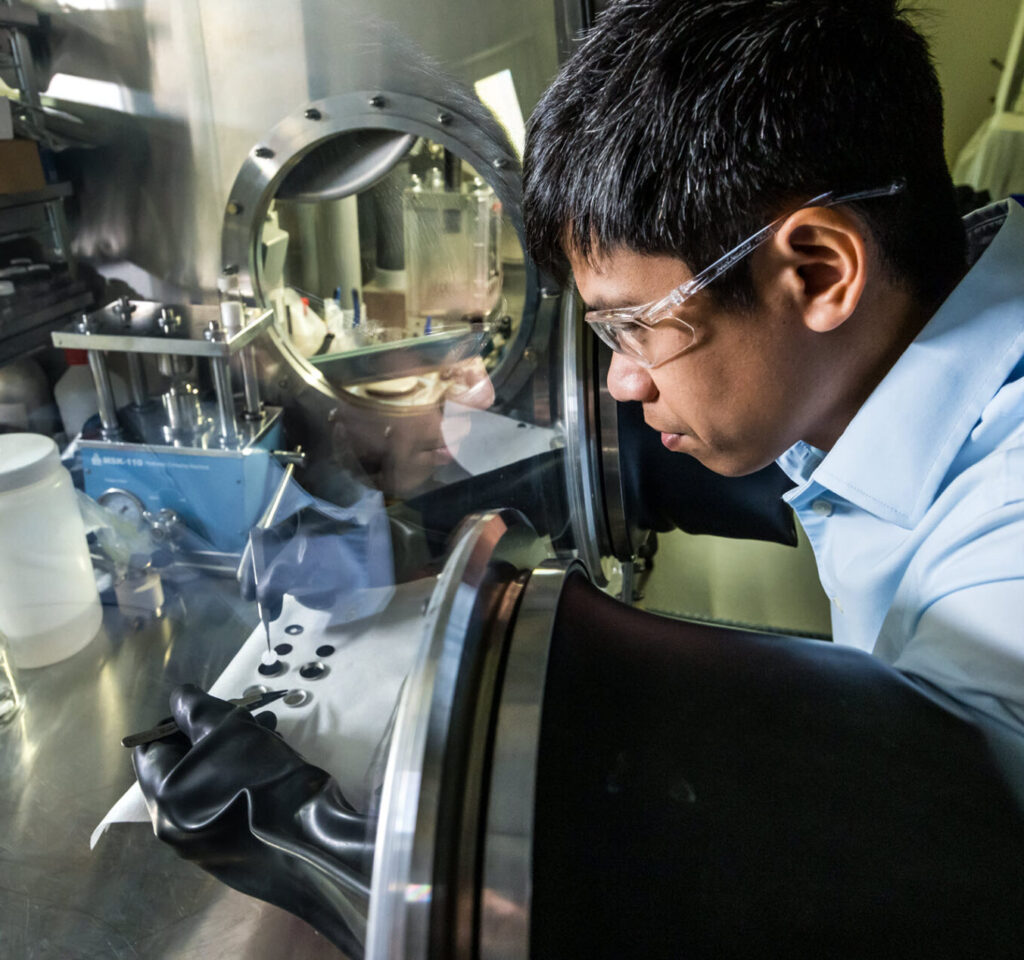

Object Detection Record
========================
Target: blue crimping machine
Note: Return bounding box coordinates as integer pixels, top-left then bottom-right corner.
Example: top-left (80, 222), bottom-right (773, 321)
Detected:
top-left (53, 298), bottom-right (288, 556)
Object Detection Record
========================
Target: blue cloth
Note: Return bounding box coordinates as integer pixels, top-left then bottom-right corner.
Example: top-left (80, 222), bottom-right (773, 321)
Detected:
top-left (244, 462), bottom-right (395, 627)
top-left (776, 198), bottom-right (1024, 739)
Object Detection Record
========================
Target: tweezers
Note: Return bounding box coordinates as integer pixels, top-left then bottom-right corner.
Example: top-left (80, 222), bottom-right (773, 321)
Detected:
top-left (121, 689), bottom-right (289, 748)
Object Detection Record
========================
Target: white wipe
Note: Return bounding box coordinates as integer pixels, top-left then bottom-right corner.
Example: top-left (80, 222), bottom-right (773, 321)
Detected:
top-left (92, 579), bottom-right (431, 849)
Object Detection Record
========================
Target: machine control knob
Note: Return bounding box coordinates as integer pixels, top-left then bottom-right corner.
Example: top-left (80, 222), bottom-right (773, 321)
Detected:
top-left (144, 508), bottom-right (182, 542)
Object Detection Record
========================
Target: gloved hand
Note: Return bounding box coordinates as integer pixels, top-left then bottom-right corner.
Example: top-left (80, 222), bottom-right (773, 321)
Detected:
top-left (133, 684), bottom-right (376, 957)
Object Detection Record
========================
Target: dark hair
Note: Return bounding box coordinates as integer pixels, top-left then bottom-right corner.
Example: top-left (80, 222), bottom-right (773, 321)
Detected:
top-left (524, 0), bottom-right (966, 309)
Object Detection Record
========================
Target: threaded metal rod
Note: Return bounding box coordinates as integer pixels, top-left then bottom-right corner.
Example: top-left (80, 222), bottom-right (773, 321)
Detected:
top-left (240, 346), bottom-right (262, 420)
top-left (210, 357), bottom-right (237, 442)
top-left (87, 350), bottom-right (122, 438)
top-left (126, 353), bottom-right (148, 407)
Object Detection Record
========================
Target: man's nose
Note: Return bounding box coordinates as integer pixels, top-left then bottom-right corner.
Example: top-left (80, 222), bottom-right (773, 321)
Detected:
top-left (606, 350), bottom-right (658, 403)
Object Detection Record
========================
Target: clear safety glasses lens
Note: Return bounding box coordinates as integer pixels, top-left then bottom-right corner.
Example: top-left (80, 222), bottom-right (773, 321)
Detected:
top-left (586, 314), bottom-right (697, 369)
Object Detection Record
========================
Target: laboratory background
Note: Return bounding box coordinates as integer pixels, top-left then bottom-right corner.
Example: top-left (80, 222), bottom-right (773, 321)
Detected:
top-left (0, 0), bottom-right (1021, 958)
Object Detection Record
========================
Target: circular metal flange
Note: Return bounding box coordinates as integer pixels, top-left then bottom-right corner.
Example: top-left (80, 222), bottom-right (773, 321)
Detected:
top-left (595, 344), bottom-right (645, 561)
top-left (478, 557), bottom-right (587, 960)
top-left (560, 289), bottom-right (609, 583)
top-left (365, 509), bottom-right (550, 960)
top-left (221, 89), bottom-right (524, 308)
top-left (220, 88), bottom-right (547, 413)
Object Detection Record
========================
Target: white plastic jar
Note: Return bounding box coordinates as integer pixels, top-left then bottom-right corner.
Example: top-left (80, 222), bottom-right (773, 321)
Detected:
top-left (0, 433), bottom-right (101, 668)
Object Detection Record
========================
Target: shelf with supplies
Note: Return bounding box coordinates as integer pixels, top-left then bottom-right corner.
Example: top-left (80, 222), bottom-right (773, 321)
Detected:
top-left (0, 267), bottom-right (92, 364)
top-left (0, 179), bottom-right (87, 364)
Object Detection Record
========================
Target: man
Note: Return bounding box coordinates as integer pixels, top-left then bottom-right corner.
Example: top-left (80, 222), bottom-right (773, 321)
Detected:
top-left (524, 0), bottom-right (1024, 756)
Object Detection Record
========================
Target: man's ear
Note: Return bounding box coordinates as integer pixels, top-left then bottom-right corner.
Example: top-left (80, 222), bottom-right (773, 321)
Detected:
top-left (767, 207), bottom-right (868, 333)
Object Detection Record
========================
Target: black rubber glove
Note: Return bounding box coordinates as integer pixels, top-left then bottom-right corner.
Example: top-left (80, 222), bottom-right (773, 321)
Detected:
top-left (132, 684), bottom-right (375, 957)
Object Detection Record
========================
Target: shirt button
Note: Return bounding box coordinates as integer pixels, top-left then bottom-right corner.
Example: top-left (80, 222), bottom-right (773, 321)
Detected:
top-left (811, 499), bottom-right (833, 518)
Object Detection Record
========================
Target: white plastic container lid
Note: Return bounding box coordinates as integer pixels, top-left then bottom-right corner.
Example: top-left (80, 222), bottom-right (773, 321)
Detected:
top-left (0, 433), bottom-right (61, 493)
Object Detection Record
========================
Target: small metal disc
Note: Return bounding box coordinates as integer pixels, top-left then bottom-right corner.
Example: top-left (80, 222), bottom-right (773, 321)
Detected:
top-left (274, 642), bottom-right (293, 655)
top-left (315, 644), bottom-right (336, 658)
top-left (285, 624), bottom-right (304, 636)
top-left (298, 661), bottom-right (328, 680)
top-left (258, 660), bottom-right (286, 677)
top-left (283, 689), bottom-right (313, 708)
top-left (243, 684), bottom-right (270, 698)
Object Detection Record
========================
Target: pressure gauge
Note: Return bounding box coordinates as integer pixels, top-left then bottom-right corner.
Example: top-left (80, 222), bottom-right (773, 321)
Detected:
top-left (98, 488), bottom-right (147, 528)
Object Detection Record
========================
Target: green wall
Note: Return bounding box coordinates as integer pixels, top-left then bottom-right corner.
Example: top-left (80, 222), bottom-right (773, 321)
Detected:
top-left (910, 0), bottom-right (1020, 166)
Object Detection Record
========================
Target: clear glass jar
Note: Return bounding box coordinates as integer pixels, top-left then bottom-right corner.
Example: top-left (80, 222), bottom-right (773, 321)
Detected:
top-left (0, 630), bottom-right (21, 726)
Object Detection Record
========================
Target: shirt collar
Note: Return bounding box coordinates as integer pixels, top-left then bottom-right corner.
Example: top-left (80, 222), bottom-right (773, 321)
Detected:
top-left (776, 440), bottom-right (825, 487)
top-left (781, 198), bottom-right (1024, 527)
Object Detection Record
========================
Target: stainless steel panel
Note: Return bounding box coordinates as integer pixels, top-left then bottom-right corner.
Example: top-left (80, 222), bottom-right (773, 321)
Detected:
top-left (31, 0), bottom-right (559, 300)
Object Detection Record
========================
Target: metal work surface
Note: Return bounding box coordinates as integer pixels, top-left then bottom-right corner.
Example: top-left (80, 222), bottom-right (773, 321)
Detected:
top-left (0, 581), bottom-right (348, 960)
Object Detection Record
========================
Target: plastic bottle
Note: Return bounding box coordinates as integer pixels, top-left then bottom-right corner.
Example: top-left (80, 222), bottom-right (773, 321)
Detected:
top-left (280, 289), bottom-right (328, 357)
top-left (323, 293), bottom-right (357, 352)
top-left (54, 349), bottom-right (129, 438)
top-left (0, 433), bottom-right (102, 668)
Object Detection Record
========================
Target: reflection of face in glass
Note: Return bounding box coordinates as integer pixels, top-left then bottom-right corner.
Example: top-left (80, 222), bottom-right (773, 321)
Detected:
top-left (334, 357), bottom-right (495, 498)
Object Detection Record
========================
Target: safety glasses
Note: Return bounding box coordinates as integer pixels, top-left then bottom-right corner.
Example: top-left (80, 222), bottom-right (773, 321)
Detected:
top-left (583, 180), bottom-right (906, 368)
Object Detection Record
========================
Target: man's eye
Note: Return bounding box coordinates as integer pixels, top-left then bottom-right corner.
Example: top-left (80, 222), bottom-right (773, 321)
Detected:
top-left (622, 324), bottom-right (651, 348)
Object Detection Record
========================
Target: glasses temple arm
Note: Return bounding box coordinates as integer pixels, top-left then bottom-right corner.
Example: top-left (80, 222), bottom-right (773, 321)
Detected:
top-left (676, 180), bottom-right (905, 301)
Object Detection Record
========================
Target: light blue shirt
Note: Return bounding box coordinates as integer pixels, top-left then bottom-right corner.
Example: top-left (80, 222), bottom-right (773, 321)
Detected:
top-left (777, 198), bottom-right (1024, 740)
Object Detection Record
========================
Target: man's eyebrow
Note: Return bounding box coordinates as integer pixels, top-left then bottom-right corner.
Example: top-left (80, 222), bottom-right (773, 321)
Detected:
top-left (582, 296), bottom-right (636, 312)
